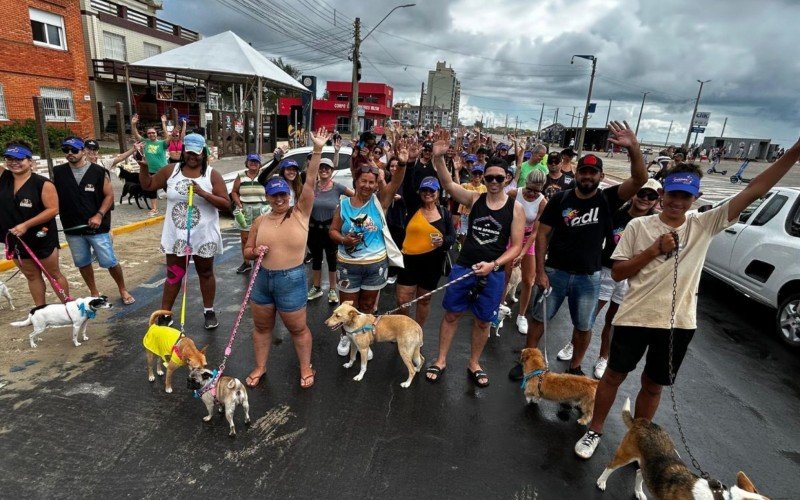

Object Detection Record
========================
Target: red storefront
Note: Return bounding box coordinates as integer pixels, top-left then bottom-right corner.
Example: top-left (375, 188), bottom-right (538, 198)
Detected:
top-left (278, 81), bottom-right (393, 134)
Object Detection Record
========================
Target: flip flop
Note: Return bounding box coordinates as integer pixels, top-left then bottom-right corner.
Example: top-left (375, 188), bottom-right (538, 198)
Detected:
top-left (468, 368), bottom-right (490, 388)
top-left (425, 364), bottom-right (446, 383)
top-left (300, 368), bottom-right (316, 389)
top-left (245, 372), bottom-right (266, 388)
top-left (122, 295), bottom-right (136, 305)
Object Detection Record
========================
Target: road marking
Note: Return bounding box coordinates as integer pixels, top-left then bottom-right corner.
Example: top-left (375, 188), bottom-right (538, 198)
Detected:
top-left (140, 278), bottom-right (166, 289)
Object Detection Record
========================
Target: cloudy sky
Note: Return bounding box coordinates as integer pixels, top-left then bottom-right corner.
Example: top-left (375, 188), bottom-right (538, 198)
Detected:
top-left (160, 0), bottom-right (799, 147)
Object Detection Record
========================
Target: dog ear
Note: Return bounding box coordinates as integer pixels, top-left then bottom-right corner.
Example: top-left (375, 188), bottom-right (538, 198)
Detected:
top-left (736, 471), bottom-right (758, 493)
top-left (343, 300), bottom-right (354, 307)
top-left (520, 348), bottom-right (531, 363)
top-left (202, 370), bottom-right (213, 380)
top-left (348, 309), bottom-right (359, 320)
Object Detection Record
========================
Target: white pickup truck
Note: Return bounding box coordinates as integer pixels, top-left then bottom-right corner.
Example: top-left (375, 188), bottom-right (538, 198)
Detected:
top-left (704, 187), bottom-right (800, 347)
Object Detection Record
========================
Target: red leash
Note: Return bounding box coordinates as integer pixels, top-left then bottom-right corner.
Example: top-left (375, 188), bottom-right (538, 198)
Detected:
top-left (5, 233), bottom-right (73, 303)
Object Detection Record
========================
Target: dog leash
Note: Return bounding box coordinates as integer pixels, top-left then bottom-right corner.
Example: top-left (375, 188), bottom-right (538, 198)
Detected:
top-left (179, 184), bottom-right (195, 334)
top-left (6, 233), bottom-right (73, 303)
top-left (195, 247), bottom-right (267, 400)
top-left (537, 286), bottom-right (552, 369)
top-left (382, 268), bottom-right (477, 315)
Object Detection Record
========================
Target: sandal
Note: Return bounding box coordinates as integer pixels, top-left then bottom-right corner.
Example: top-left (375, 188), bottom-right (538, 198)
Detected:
top-left (425, 364), bottom-right (446, 383)
top-left (245, 371), bottom-right (266, 388)
top-left (300, 366), bottom-right (316, 389)
top-left (468, 368), bottom-right (490, 388)
top-left (122, 294), bottom-right (136, 305)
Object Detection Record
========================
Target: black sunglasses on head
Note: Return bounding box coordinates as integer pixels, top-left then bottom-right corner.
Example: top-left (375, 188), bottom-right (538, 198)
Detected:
top-left (484, 174), bottom-right (505, 184)
top-left (636, 189), bottom-right (659, 201)
top-left (61, 146), bottom-right (81, 154)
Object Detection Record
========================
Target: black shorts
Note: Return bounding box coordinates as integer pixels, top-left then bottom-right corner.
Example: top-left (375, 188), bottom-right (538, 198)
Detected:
top-left (396, 251), bottom-right (445, 291)
top-left (609, 325), bottom-right (695, 386)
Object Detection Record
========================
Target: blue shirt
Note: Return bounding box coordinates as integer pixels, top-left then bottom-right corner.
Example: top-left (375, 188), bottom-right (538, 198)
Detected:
top-left (337, 194), bottom-right (386, 264)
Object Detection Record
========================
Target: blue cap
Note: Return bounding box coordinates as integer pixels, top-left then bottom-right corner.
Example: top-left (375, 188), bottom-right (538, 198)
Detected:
top-left (183, 133), bottom-right (206, 154)
top-left (62, 137), bottom-right (84, 150)
top-left (471, 164), bottom-right (485, 173)
top-left (4, 145), bottom-right (33, 159)
top-left (265, 178), bottom-right (291, 196)
top-left (508, 165), bottom-right (516, 175)
top-left (419, 176), bottom-right (440, 191)
top-left (497, 143), bottom-right (509, 151)
top-left (279, 159), bottom-right (299, 170)
top-left (523, 151), bottom-right (532, 160)
top-left (246, 153), bottom-right (262, 163)
top-left (465, 154), bottom-right (477, 163)
top-left (663, 172), bottom-right (701, 196)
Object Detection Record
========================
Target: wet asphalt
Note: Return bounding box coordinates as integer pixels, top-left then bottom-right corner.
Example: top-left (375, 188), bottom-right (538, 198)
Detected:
top-left (1, 227), bottom-right (799, 499)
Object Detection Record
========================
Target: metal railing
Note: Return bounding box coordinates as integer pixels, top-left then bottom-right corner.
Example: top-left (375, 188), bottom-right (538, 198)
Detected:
top-left (89, 0), bottom-right (199, 42)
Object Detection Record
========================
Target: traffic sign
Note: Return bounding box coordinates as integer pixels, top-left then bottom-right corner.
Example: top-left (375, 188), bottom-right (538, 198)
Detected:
top-left (693, 111), bottom-right (710, 127)
top-left (690, 126), bottom-right (706, 133)
top-left (588, 103), bottom-right (597, 114)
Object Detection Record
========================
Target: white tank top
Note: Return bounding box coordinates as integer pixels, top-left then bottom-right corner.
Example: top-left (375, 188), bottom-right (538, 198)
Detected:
top-left (516, 193), bottom-right (544, 229)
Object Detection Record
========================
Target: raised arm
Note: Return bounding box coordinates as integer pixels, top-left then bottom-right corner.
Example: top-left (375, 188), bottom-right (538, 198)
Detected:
top-left (609, 120), bottom-right (648, 201)
top-left (432, 133), bottom-right (479, 209)
top-left (379, 141), bottom-right (407, 210)
top-left (727, 137), bottom-right (800, 221)
top-left (131, 114), bottom-right (142, 141)
top-left (298, 127), bottom-right (331, 214)
top-left (160, 115), bottom-right (170, 141)
top-left (179, 117), bottom-right (187, 141)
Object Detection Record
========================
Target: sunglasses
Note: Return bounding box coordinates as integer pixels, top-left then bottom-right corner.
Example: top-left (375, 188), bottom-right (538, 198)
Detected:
top-left (419, 188), bottom-right (436, 194)
top-left (359, 165), bottom-right (380, 175)
top-left (636, 189), bottom-right (659, 201)
top-left (484, 174), bottom-right (505, 184)
top-left (319, 165), bottom-right (332, 170)
top-left (61, 146), bottom-right (81, 154)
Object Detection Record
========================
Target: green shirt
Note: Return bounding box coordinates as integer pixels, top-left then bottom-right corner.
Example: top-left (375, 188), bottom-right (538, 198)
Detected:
top-left (144, 139), bottom-right (168, 173)
top-left (517, 154), bottom-right (549, 186)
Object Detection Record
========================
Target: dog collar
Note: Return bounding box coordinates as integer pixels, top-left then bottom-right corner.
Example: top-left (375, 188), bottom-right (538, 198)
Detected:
top-left (348, 316), bottom-right (381, 336)
top-left (193, 368), bottom-right (219, 399)
top-left (520, 368), bottom-right (547, 390)
top-left (708, 478), bottom-right (727, 500)
top-left (78, 302), bottom-right (96, 319)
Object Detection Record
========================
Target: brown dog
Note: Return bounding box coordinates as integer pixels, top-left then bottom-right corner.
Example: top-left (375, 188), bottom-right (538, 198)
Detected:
top-left (519, 347), bottom-right (599, 425)
top-left (597, 398), bottom-right (769, 499)
top-left (324, 301), bottom-right (424, 388)
top-left (142, 310), bottom-right (207, 393)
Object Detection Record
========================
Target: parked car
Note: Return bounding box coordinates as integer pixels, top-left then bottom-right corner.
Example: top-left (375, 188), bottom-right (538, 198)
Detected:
top-left (703, 187), bottom-right (800, 346)
top-left (222, 145), bottom-right (354, 196)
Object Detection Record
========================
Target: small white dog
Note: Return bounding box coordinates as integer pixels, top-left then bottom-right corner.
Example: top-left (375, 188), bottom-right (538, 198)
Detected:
top-left (491, 304), bottom-right (512, 337)
top-left (188, 368), bottom-right (251, 437)
top-left (0, 280), bottom-right (14, 310)
top-left (10, 296), bottom-right (113, 348)
top-left (505, 266), bottom-right (522, 304)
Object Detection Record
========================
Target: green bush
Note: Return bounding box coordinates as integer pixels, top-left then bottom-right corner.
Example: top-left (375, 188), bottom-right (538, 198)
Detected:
top-left (0, 120), bottom-right (72, 155)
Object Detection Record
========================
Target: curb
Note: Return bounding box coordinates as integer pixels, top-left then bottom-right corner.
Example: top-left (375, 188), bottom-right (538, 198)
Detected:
top-left (0, 216), bottom-right (165, 273)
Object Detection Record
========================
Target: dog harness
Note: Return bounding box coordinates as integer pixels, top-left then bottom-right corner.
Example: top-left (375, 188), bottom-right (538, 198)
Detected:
top-left (78, 302), bottom-right (96, 319)
top-left (520, 368), bottom-right (548, 395)
top-left (142, 325), bottom-right (186, 367)
top-left (192, 369), bottom-right (218, 400)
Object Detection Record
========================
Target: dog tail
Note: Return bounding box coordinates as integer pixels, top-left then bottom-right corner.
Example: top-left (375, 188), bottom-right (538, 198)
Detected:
top-left (149, 309), bottom-right (173, 326)
top-left (622, 397), bottom-right (634, 429)
top-left (10, 315), bottom-right (32, 327)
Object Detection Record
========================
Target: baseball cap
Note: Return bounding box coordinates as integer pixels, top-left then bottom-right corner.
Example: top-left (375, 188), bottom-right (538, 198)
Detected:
top-left (279, 159), bottom-right (300, 170)
top-left (419, 176), bottom-right (440, 191)
top-left (663, 172), bottom-right (700, 197)
top-left (497, 143), bottom-right (509, 151)
top-left (62, 137), bottom-right (85, 150)
top-left (523, 151), bottom-right (532, 160)
top-left (265, 177), bottom-right (291, 196)
top-left (4, 145), bottom-right (32, 159)
top-left (508, 165), bottom-right (516, 175)
top-left (84, 139), bottom-right (100, 151)
top-left (576, 154), bottom-right (603, 172)
top-left (319, 158), bottom-right (334, 168)
top-left (422, 141), bottom-right (433, 151)
top-left (183, 133), bottom-right (205, 154)
top-left (246, 153), bottom-right (262, 163)
top-left (640, 178), bottom-right (662, 192)
top-left (471, 164), bottom-right (485, 173)
top-left (465, 154), bottom-right (477, 163)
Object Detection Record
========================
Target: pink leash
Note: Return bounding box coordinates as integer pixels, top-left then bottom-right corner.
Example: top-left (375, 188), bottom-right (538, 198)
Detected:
top-left (6, 233), bottom-right (73, 303)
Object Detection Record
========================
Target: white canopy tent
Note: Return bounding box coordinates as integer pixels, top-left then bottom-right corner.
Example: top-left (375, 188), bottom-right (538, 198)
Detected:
top-left (128, 30), bottom-right (310, 154)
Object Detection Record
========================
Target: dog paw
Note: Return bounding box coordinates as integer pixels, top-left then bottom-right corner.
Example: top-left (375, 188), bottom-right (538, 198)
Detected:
top-left (635, 491), bottom-right (647, 500)
top-left (343, 362), bottom-right (354, 369)
top-left (400, 381), bottom-right (411, 388)
top-left (164, 387), bottom-right (173, 394)
top-left (82, 335), bottom-right (89, 341)
top-left (228, 429), bottom-right (236, 438)
top-left (353, 374), bottom-right (364, 382)
top-left (245, 418), bottom-right (251, 426)
top-left (578, 417), bottom-right (590, 426)
top-left (526, 396), bottom-right (535, 404)
top-left (596, 480), bottom-right (606, 491)
top-left (148, 375), bottom-right (155, 382)
top-left (156, 370), bottom-right (164, 377)
top-left (203, 415), bottom-right (212, 422)
top-left (29, 342), bottom-right (37, 348)
top-left (73, 341), bottom-right (82, 347)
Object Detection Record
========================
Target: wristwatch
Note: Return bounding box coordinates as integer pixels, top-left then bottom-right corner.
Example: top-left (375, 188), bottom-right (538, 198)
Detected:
top-left (492, 260), bottom-right (500, 272)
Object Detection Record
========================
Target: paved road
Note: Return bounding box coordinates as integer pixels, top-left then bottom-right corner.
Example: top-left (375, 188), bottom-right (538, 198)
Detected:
top-left (2, 227), bottom-right (798, 499)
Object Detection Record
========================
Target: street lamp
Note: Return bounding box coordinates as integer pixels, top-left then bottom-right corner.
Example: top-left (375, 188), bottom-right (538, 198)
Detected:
top-left (571, 54), bottom-right (597, 158)
top-left (684, 79), bottom-right (711, 150)
top-left (351, 4), bottom-right (415, 139)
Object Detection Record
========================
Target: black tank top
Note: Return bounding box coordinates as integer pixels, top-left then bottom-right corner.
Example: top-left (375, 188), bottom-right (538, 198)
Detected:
top-left (457, 193), bottom-right (515, 268)
top-left (0, 170), bottom-right (59, 258)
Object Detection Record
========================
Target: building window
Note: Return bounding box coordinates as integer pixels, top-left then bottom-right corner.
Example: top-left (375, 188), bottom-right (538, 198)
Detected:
top-left (103, 31), bottom-right (127, 61)
top-left (336, 116), bottom-right (350, 133)
top-left (40, 87), bottom-right (75, 120)
top-left (0, 85), bottom-right (7, 119)
top-left (143, 42), bottom-right (161, 58)
top-left (335, 94), bottom-right (349, 101)
top-left (30, 8), bottom-right (66, 50)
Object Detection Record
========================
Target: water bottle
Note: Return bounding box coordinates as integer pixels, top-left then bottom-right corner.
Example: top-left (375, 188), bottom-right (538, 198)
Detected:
top-left (233, 208), bottom-right (247, 228)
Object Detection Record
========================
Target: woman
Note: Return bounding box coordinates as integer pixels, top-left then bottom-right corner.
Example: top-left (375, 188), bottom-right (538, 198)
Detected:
top-left (371, 145), bottom-right (386, 169)
top-left (131, 114), bottom-right (170, 217)
top-left (243, 128), bottom-right (330, 389)
top-left (279, 159), bottom-right (303, 206)
top-left (457, 159), bottom-right (486, 240)
top-left (559, 148), bottom-right (576, 175)
top-left (395, 176), bottom-right (456, 327)
top-left (505, 170), bottom-right (547, 334)
top-left (307, 157), bottom-right (354, 304)
top-left (167, 118), bottom-right (187, 163)
top-left (231, 153), bottom-right (269, 274)
top-left (138, 133), bottom-right (230, 330)
top-left (1, 141), bottom-right (68, 306)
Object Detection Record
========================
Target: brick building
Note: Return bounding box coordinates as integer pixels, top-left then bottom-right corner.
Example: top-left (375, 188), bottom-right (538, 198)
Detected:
top-left (0, 0), bottom-right (94, 138)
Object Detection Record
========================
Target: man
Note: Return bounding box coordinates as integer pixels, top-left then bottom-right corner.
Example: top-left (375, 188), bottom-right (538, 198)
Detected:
top-left (542, 152), bottom-right (575, 200)
top-left (509, 121), bottom-right (647, 381)
top-left (517, 145), bottom-right (548, 187)
top-left (131, 113), bottom-right (169, 217)
top-left (427, 132), bottom-right (525, 387)
top-left (83, 138), bottom-right (140, 175)
top-left (575, 137), bottom-right (800, 459)
top-left (52, 137), bottom-right (134, 305)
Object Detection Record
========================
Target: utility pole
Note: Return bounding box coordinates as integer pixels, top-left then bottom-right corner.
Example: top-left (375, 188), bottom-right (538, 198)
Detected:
top-left (605, 98), bottom-right (612, 127)
top-left (537, 103), bottom-right (544, 140)
top-left (504, 114), bottom-right (508, 132)
top-left (350, 17), bottom-right (361, 139)
top-left (514, 115), bottom-right (519, 136)
top-left (573, 55), bottom-right (598, 158)
top-left (720, 116), bottom-right (728, 137)
top-left (417, 81), bottom-right (424, 128)
top-left (684, 79), bottom-right (710, 149)
top-left (634, 91), bottom-right (650, 136)
top-left (570, 106), bottom-right (576, 128)
top-left (554, 108), bottom-right (559, 126)
top-left (665, 120), bottom-right (673, 146)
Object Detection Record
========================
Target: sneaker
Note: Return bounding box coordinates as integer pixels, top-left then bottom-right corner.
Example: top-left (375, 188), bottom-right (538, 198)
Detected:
top-left (203, 310), bottom-right (219, 330)
top-left (235, 261), bottom-right (252, 274)
top-left (156, 314), bottom-right (173, 327)
top-left (566, 366), bottom-right (585, 377)
top-left (557, 342), bottom-right (574, 361)
top-left (386, 275), bottom-right (397, 285)
top-left (594, 357), bottom-right (608, 379)
top-left (304, 253), bottom-right (313, 264)
top-left (508, 363), bottom-right (524, 381)
top-left (516, 314), bottom-right (528, 334)
top-left (575, 430), bottom-right (602, 459)
top-left (307, 286), bottom-right (323, 301)
top-left (328, 289), bottom-right (339, 304)
top-left (337, 335), bottom-right (351, 356)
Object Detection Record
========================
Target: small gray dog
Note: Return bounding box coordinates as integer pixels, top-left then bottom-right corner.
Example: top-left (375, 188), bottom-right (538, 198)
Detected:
top-left (188, 368), bottom-right (251, 437)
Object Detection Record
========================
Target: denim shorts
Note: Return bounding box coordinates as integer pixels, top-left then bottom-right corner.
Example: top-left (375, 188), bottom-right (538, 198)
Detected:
top-left (336, 258), bottom-right (388, 293)
top-left (441, 264), bottom-right (504, 323)
top-left (250, 264), bottom-right (308, 312)
top-left (530, 267), bottom-right (601, 331)
top-left (65, 232), bottom-right (119, 268)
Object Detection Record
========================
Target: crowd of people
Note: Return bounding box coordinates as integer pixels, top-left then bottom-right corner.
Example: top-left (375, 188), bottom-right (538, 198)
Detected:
top-left (3, 115), bottom-right (800, 460)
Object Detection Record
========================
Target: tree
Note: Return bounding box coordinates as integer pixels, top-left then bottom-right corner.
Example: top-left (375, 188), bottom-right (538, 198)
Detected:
top-left (264, 57), bottom-right (303, 113)
top-left (473, 120), bottom-right (484, 129)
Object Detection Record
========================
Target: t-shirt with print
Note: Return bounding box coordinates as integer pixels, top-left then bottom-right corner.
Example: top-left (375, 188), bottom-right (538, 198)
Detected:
top-left (539, 184), bottom-right (623, 274)
top-left (601, 204), bottom-right (635, 268)
top-left (543, 172), bottom-right (575, 201)
top-left (611, 201), bottom-right (735, 330)
top-left (143, 139), bottom-right (168, 174)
